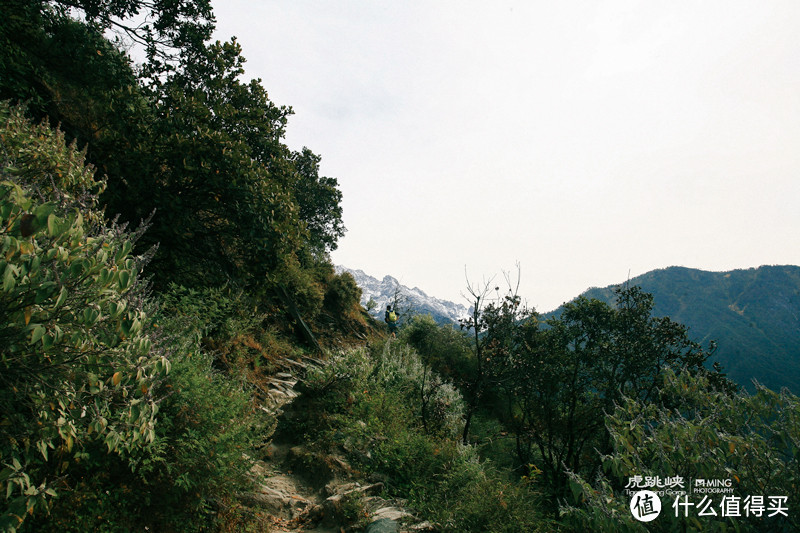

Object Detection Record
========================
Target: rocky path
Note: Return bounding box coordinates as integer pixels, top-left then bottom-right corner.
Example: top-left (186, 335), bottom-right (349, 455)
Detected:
top-left (246, 443), bottom-right (336, 533)
top-left (240, 357), bottom-right (434, 533)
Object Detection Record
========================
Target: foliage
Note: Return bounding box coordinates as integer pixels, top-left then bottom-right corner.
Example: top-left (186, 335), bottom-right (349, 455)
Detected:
top-left (0, 1), bottom-right (152, 167)
top-left (315, 268), bottom-right (376, 345)
top-left (158, 283), bottom-right (306, 395)
top-left (424, 446), bottom-right (552, 533)
top-left (0, 103), bottom-right (167, 531)
top-left (458, 275), bottom-right (531, 445)
top-left (561, 369), bottom-right (800, 532)
top-left (298, 342), bottom-right (463, 443)
top-left (103, 37), bottom-right (299, 291)
top-left (1, 0), bottom-right (348, 324)
top-left (126, 343), bottom-right (272, 531)
top-left (291, 147), bottom-right (346, 257)
top-left (159, 284), bottom-right (265, 345)
top-left (295, 342), bottom-right (550, 532)
top-left (472, 283), bottom-right (719, 506)
top-left (323, 270), bottom-right (361, 316)
top-left (34, 0), bottom-right (213, 66)
top-left (371, 342), bottom-right (465, 439)
top-left (20, 315), bottom-right (272, 533)
top-left (400, 314), bottom-right (473, 385)
top-left (0, 101), bottom-right (274, 533)
top-left (0, 0), bottom-right (357, 530)
top-left (0, 101), bottom-right (104, 217)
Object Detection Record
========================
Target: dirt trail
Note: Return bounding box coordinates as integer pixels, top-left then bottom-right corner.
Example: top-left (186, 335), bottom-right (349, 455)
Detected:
top-left (251, 443), bottom-right (338, 533)
top-left (243, 357), bottom-right (432, 533)
top-left (253, 365), bottom-right (333, 532)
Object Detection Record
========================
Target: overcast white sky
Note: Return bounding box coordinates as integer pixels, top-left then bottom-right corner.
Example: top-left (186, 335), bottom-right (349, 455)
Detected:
top-left (212, 1), bottom-right (800, 312)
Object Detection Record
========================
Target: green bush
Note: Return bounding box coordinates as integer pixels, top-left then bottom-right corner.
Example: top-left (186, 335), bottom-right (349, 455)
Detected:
top-left (159, 283), bottom-right (306, 385)
top-left (423, 445), bottom-right (550, 533)
top-left (323, 270), bottom-right (361, 316)
top-left (300, 342), bottom-right (464, 441)
top-left (19, 297), bottom-right (275, 533)
top-left (0, 103), bottom-right (167, 531)
top-left (400, 314), bottom-right (473, 384)
top-left (561, 369), bottom-right (800, 532)
top-left (298, 342), bottom-right (548, 532)
top-left (159, 284), bottom-right (265, 343)
top-left (1, 102), bottom-right (275, 533)
top-left (125, 344), bottom-right (273, 531)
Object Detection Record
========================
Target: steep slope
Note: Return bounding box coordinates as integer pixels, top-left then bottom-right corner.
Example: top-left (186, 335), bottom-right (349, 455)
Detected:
top-left (573, 265), bottom-right (800, 392)
top-left (336, 266), bottom-right (470, 324)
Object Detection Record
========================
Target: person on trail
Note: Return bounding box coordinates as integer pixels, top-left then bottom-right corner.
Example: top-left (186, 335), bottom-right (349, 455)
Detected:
top-left (385, 305), bottom-right (399, 338)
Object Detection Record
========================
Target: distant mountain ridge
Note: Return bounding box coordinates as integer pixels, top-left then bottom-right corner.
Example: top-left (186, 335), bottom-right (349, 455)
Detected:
top-left (340, 264), bottom-right (800, 392)
top-left (335, 266), bottom-right (470, 325)
top-left (573, 265), bottom-right (800, 393)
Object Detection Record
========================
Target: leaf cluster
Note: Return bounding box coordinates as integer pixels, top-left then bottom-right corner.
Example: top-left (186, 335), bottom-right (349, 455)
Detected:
top-left (0, 102), bottom-right (166, 531)
top-left (562, 369), bottom-right (800, 532)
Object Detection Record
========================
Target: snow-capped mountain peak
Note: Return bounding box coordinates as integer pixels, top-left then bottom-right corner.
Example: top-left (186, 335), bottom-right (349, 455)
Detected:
top-left (336, 266), bottom-right (470, 324)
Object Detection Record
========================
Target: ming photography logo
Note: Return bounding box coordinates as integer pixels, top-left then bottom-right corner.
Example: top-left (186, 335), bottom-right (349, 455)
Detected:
top-left (626, 475), bottom-right (790, 523)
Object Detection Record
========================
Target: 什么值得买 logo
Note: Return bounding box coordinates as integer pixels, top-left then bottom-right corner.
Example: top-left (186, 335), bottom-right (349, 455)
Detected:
top-left (630, 490), bottom-right (662, 522)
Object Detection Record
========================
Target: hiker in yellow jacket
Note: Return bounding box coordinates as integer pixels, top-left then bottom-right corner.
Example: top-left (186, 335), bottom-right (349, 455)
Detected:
top-left (385, 305), bottom-right (399, 338)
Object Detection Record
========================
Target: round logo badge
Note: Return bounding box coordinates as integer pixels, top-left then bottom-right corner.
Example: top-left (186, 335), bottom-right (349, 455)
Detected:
top-left (630, 490), bottom-right (662, 522)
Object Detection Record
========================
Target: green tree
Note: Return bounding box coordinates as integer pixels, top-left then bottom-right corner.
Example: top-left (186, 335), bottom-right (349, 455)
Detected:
top-left (291, 148), bottom-right (345, 257)
top-left (42, 0), bottom-right (213, 60)
top-left (2, 1), bottom-right (346, 306)
top-left (0, 1), bottom-right (151, 144)
top-left (503, 286), bottom-right (717, 503)
top-left (459, 270), bottom-right (529, 445)
top-left (96, 37), bottom-right (303, 292)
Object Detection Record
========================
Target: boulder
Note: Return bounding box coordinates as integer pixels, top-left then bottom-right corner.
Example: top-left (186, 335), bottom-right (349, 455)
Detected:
top-left (365, 517), bottom-right (399, 533)
top-left (372, 506), bottom-right (412, 522)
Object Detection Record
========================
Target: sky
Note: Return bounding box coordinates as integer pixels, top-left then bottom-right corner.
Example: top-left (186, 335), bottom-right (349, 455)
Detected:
top-left (212, 1), bottom-right (800, 312)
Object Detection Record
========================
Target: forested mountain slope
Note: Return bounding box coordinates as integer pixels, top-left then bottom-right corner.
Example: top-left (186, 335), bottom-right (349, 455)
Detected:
top-left (573, 265), bottom-right (800, 392)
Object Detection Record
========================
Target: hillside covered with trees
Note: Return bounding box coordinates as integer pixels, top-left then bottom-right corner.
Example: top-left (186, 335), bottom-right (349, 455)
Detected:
top-left (2, 2), bottom-right (800, 532)
top-left (0, 0), bottom-right (368, 530)
top-left (575, 265), bottom-right (800, 392)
